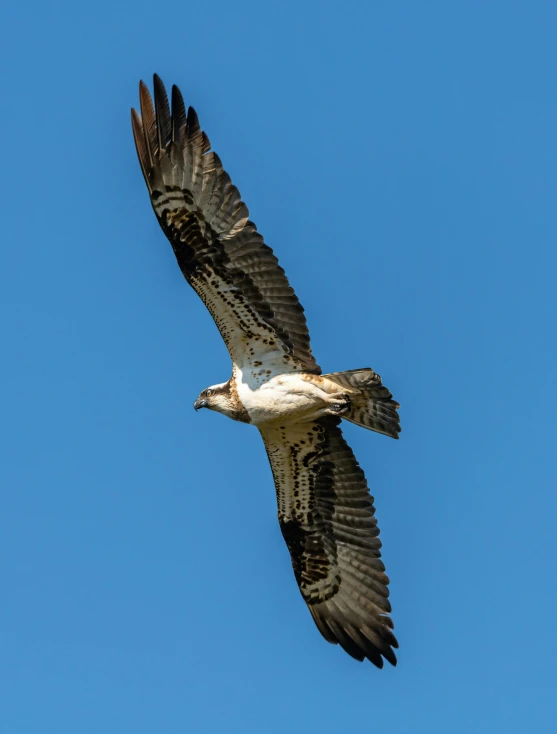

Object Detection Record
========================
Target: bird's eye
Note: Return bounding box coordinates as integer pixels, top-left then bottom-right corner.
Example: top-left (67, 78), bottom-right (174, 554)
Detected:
top-left (206, 389), bottom-right (212, 397)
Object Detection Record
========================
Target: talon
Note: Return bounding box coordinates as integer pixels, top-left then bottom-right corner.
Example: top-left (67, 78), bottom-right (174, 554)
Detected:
top-left (331, 396), bottom-right (351, 414)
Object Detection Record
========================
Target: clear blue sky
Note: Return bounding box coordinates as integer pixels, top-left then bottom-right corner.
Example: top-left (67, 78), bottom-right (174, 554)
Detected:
top-left (2, 1), bottom-right (556, 732)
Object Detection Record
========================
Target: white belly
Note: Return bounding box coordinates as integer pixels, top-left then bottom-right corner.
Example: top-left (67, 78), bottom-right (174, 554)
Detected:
top-left (235, 371), bottom-right (332, 426)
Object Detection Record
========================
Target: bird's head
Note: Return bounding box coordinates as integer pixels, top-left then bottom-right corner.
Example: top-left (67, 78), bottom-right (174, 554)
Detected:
top-left (193, 382), bottom-right (231, 416)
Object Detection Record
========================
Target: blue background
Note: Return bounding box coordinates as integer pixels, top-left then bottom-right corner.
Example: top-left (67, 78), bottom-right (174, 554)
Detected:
top-left (2, 1), bottom-right (556, 732)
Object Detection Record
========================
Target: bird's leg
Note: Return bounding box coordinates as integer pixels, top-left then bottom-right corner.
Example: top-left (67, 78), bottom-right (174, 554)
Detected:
top-left (326, 393), bottom-right (351, 416)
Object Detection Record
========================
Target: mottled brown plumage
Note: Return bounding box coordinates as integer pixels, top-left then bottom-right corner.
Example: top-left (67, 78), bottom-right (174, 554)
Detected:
top-left (132, 78), bottom-right (318, 375)
top-left (132, 75), bottom-right (402, 668)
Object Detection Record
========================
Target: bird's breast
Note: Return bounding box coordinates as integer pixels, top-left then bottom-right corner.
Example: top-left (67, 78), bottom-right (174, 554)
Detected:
top-left (234, 371), bottom-right (328, 427)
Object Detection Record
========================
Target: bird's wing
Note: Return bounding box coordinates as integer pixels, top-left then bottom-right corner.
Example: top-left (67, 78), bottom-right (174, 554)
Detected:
top-left (132, 76), bottom-right (319, 375)
top-left (260, 417), bottom-right (397, 667)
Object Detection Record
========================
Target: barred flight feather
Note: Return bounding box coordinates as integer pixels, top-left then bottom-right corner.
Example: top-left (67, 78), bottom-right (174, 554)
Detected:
top-left (131, 75), bottom-right (319, 374)
top-left (261, 417), bottom-right (398, 667)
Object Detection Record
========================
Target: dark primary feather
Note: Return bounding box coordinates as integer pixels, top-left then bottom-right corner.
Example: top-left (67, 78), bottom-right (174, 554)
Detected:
top-left (131, 75), bottom-right (319, 373)
top-left (261, 417), bottom-right (398, 668)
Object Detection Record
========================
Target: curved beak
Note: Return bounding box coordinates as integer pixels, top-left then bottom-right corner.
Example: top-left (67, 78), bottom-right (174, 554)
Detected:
top-left (193, 398), bottom-right (207, 411)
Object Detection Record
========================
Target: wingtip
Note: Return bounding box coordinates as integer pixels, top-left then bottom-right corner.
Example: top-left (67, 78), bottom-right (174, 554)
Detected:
top-left (171, 83), bottom-right (187, 143)
top-left (153, 73), bottom-right (171, 151)
top-left (139, 79), bottom-right (154, 111)
top-left (131, 106), bottom-right (151, 188)
top-left (384, 650), bottom-right (398, 667)
top-left (153, 73), bottom-right (166, 98)
top-left (187, 105), bottom-right (200, 133)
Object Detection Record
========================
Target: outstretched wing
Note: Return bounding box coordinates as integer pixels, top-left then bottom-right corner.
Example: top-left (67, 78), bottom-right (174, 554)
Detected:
top-left (132, 75), bottom-right (319, 375)
top-left (260, 417), bottom-right (398, 667)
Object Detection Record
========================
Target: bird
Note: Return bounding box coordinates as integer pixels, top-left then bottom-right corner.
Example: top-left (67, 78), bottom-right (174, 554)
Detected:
top-left (131, 75), bottom-right (401, 668)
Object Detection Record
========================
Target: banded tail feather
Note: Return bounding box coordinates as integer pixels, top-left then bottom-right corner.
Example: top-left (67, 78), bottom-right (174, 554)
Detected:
top-left (324, 368), bottom-right (401, 439)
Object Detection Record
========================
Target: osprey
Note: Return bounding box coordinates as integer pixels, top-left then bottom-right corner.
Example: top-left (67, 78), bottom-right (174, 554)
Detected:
top-left (132, 76), bottom-right (401, 668)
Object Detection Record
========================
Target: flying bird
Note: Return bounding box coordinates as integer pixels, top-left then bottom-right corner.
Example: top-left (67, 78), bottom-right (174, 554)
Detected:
top-left (132, 75), bottom-right (401, 668)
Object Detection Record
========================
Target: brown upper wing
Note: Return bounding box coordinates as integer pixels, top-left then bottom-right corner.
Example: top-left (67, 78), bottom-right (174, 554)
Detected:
top-left (131, 75), bottom-right (319, 374)
top-left (260, 417), bottom-right (398, 668)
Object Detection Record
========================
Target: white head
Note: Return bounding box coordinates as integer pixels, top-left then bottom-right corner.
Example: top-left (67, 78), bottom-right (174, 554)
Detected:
top-left (193, 380), bottom-right (251, 423)
top-left (193, 382), bottom-right (233, 416)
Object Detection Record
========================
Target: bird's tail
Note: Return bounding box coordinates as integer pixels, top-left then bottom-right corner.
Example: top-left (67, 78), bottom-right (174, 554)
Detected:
top-left (324, 368), bottom-right (401, 439)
